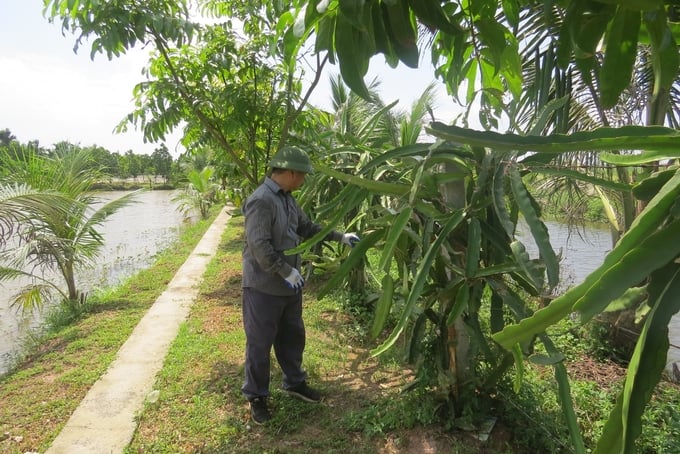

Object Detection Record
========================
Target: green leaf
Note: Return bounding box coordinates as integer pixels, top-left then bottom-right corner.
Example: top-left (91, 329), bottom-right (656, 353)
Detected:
top-left (334, 14), bottom-right (371, 99)
top-left (509, 166), bottom-right (559, 288)
top-left (539, 334), bottom-right (586, 453)
top-left (596, 0), bottom-right (662, 10)
top-left (632, 167), bottom-right (678, 201)
top-left (644, 8), bottom-right (680, 99)
top-left (465, 218), bottom-right (481, 278)
top-left (383, 0), bottom-right (414, 47)
top-left (472, 263), bottom-right (520, 278)
top-left (446, 283), bottom-right (469, 326)
top-left (314, 162), bottom-right (411, 196)
top-left (501, 42), bottom-right (523, 100)
top-left (408, 147), bottom-right (431, 205)
top-left (573, 217), bottom-right (680, 321)
top-left (493, 168), bottom-right (680, 349)
top-left (510, 240), bottom-right (545, 291)
top-left (528, 96), bottom-right (570, 136)
top-left (527, 352), bottom-right (565, 366)
top-left (427, 122), bottom-right (680, 154)
top-left (490, 291), bottom-right (504, 334)
top-left (378, 206), bottom-right (413, 272)
top-left (595, 263), bottom-right (680, 453)
top-left (600, 149), bottom-right (680, 165)
top-left (360, 143), bottom-right (472, 176)
top-left (492, 161), bottom-right (514, 237)
top-left (571, 3), bottom-right (615, 59)
top-left (556, 14), bottom-right (573, 69)
top-left (530, 166), bottom-right (631, 193)
top-left (476, 18), bottom-right (508, 71)
top-left (511, 343), bottom-right (524, 393)
top-left (356, 100), bottom-right (399, 139)
top-left (288, 185), bottom-right (367, 254)
top-left (603, 286), bottom-right (647, 313)
top-left (339, 0), bottom-right (366, 29)
top-left (370, 274), bottom-right (395, 340)
top-left (371, 209), bottom-right (466, 356)
top-left (594, 394), bottom-right (625, 454)
top-left (622, 265), bottom-right (680, 451)
top-left (319, 230), bottom-right (382, 297)
top-left (600, 7), bottom-right (641, 108)
top-left (315, 15), bottom-right (336, 58)
top-left (501, 0), bottom-right (520, 28)
top-left (370, 0), bottom-right (394, 57)
top-left (594, 186), bottom-right (620, 233)
top-left (407, 0), bottom-right (461, 34)
top-left (383, 0), bottom-right (418, 67)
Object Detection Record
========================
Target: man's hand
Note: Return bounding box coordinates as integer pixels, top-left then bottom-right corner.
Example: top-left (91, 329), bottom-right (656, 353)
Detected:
top-left (341, 232), bottom-right (360, 248)
top-left (284, 268), bottom-right (305, 290)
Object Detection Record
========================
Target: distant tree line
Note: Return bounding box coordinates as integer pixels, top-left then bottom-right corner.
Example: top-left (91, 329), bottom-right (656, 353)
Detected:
top-left (0, 128), bottom-right (176, 184)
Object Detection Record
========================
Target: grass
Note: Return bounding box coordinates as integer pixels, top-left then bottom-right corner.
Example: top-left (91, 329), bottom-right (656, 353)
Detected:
top-left (124, 215), bottom-right (488, 453)
top-left (2, 208), bottom-right (680, 453)
top-left (0, 209), bottom-right (219, 454)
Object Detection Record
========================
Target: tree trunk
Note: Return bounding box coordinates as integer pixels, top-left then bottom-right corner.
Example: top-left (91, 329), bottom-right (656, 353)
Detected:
top-left (441, 162), bottom-right (469, 399)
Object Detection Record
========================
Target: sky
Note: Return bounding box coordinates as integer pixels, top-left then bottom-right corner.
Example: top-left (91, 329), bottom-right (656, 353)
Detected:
top-left (0, 2), bottom-right (459, 157)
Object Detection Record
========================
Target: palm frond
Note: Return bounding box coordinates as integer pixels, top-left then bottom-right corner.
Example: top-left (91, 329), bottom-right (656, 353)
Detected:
top-left (400, 82), bottom-right (438, 146)
top-left (0, 183), bottom-right (77, 247)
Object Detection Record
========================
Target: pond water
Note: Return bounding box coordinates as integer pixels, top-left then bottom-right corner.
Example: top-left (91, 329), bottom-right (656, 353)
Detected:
top-left (0, 190), bottom-right (187, 375)
top-left (519, 220), bottom-right (680, 372)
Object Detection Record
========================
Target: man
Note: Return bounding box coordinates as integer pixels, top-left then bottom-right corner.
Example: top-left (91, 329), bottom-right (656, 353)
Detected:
top-left (241, 146), bottom-right (359, 425)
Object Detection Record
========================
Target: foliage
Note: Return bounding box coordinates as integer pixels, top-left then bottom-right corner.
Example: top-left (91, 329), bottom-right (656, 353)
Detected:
top-left (119, 24), bottom-right (292, 189)
top-left (0, 144), bottom-right (140, 310)
top-left (287, 122), bottom-right (679, 453)
top-left (271, 1), bottom-right (680, 450)
top-left (40, 1), bottom-right (680, 452)
top-left (295, 76), bottom-right (437, 294)
top-left (0, 183), bottom-right (73, 249)
top-left (281, 0), bottom-right (679, 127)
top-left (2, 212), bottom-right (679, 453)
top-left (120, 216), bottom-right (510, 453)
top-left (172, 166), bottom-right (223, 219)
top-left (44, 0), bottom-right (333, 200)
top-left (0, 129), bottom-right (178, 184)
top-left (431, 124), bottom-right (680, 453)
top-left (43, 0), bottom-right (198, 59)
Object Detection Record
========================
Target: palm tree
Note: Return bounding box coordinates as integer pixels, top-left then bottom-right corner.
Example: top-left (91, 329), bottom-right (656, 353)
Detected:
top-left (0, 144), bottom-right (140, 311)
top-left (172, 166), bottom-right (222, 219)
top-left (0, 183), bottom-right (72, 246)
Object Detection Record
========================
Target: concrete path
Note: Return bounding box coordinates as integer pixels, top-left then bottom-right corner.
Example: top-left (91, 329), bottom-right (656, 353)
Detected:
top-left (46, 207), bottom-right (233, 454)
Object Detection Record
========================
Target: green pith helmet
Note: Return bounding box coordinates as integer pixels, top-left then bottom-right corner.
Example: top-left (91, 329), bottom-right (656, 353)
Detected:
top-left (268, 146), bottom-right (314, 174)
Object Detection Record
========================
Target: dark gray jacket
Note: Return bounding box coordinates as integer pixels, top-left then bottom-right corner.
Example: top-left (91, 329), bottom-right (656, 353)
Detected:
top-left (242, 177), bottom-right (341, 296)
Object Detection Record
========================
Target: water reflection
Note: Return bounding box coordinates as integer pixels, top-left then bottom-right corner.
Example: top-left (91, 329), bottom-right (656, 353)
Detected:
top-left (80, 190), bottom-right (188, 288)
top-left (0, 190), bottom-right (187, 375)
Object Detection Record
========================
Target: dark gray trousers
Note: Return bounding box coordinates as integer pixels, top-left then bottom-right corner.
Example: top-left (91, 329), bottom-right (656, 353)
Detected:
top-left (241, 287), bottom-right (307, 400)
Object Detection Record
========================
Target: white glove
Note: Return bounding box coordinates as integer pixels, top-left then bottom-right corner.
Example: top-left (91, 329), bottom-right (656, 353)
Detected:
top-left (341, 232), bottom-right (360, 248)
top-left (283, 268), bottom-right (305, 290)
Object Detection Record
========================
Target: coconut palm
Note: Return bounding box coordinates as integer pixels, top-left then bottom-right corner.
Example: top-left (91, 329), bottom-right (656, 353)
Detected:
top-left (0, 144), bottom-right (140, 311)
top-left (0, 183), bottom-right (74, 247)
top-left (172, 166), bottom-right (222, 219)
